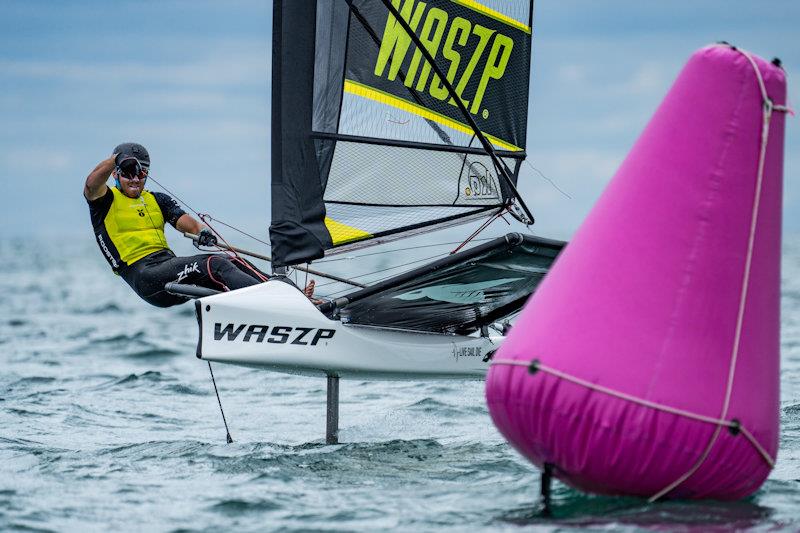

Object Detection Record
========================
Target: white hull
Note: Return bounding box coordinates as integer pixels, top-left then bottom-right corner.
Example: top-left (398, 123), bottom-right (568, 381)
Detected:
top-left (195, 281), bottom-right (502, 379)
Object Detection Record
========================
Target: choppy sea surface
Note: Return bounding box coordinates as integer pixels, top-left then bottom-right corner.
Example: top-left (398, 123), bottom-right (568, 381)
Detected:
top-left (1, 235), bottom-right (799, 532)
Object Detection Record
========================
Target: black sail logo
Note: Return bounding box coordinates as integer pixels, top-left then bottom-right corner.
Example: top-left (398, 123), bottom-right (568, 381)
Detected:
top-left (463, 162), bottom-right (498, 199)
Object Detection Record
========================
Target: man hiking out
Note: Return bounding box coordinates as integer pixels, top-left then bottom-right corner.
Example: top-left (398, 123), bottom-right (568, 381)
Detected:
top-left (84, 142), bottom-right (314, 307)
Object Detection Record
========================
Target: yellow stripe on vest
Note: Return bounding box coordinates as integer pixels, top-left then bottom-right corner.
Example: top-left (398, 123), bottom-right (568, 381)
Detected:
top-left (324, 216), bottom-right (373, 246)
top-left (105, 188), bottom-right (170, 265)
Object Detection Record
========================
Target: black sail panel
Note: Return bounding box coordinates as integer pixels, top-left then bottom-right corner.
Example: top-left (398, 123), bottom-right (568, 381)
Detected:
top-left (270, 0), bottom-right (535, 266)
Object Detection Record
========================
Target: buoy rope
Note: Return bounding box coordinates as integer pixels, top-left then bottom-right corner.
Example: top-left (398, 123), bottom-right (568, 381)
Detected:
top-left (492, 44), bottom-right (789, 502)
top-left (490, 359), bottom-right (775, 470)
top-left (647, 44), bottom-right (788, 502)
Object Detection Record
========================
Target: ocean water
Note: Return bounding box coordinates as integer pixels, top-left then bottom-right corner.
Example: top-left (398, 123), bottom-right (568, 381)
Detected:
top-left (1, 235), bottom-right (799, 532)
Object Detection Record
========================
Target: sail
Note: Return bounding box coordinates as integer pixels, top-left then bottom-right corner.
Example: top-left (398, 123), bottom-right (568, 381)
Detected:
top-left (270, 0), bottom-right (535, 266)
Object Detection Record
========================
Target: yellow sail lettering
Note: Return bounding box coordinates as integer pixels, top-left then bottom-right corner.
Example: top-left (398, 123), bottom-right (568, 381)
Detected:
top-left (429, 16), bottom-right (471, 101)
top-left (374, 0), bottom-right (427, 81)
top-left (470, 33), bottom-right (513, 115)
top-left (403, 6), bottom-right (442, 89)
top-left (373, 5), bottom-right (516, 121)
top-left (452, 24), bottom-right (494, 110)
top-left (410, 8), bottom-right (449, 92)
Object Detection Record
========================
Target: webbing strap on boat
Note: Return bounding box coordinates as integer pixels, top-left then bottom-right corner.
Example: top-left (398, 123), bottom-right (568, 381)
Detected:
top-left (491, 44), bottom-right (790, 502)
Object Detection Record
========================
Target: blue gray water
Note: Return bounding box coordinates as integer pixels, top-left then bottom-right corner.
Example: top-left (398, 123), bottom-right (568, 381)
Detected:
top-left (1, 235), bottom-right (799, 531)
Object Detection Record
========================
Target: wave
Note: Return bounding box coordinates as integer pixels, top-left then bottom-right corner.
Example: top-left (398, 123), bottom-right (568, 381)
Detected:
top-left (208, 498), bottom-right (282, 515)
top-left (98, 439), bottom-right (211, 460)
top-left (91, 331), bottom-right (148, 344)
top-left (121, 348), bottom-right (183, 359)
top-left (784, 403), bottom-right (800, 415)
top-left (165, 383), bottom-right (207, 396)
top-left (79, 303), bottom-right (124, 314)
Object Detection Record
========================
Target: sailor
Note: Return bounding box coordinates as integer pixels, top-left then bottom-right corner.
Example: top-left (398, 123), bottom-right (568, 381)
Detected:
top-left (84, 142), bottom-right (313, 307)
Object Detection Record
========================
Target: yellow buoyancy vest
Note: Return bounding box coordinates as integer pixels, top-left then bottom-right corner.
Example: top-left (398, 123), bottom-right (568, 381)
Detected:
top-left (105, 187), bottom-right (170, 265)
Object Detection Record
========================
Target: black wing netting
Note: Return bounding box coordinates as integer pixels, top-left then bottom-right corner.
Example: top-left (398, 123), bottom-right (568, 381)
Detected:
top-left (338, 233), bottom-right (563, 334)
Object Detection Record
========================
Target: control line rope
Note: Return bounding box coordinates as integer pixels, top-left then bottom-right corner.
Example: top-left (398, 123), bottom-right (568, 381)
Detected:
top-left (492, 44), bottom-right (788, 503)
top-left (314, 238), bottom-right (494, 264)
top-left (198, 213), bottom-right (269, 283)
top-left (207, 362), bottom-right (233, 444)
top-left (145, 174), bottom-right (269, 282)
top-left (146, 174), bottom-right (270, 247)
top-left (316, 249), bottom-right (457, 294)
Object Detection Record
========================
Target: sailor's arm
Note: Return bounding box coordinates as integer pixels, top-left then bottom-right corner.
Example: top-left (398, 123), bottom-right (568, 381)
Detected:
top-left (175, 214), bottom-right (203, 235)
top-left (84, 154), bottom-right (116, 201)
top-left (176, 215), bottom-right (218, 247)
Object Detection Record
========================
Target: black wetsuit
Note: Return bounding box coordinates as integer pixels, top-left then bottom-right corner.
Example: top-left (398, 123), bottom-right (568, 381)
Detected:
top-left (123, 250), bottom-right (267, 307)
top-left (87, 187), bottom-right (267, 307)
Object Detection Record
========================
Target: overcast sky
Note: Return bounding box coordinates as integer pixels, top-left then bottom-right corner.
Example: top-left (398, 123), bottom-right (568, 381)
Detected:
top-left (1, 1), bottom-right (798, 251)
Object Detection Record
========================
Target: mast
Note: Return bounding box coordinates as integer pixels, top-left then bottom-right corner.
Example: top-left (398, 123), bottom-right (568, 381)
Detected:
top-left (270, 0), bottom-right (332, 267)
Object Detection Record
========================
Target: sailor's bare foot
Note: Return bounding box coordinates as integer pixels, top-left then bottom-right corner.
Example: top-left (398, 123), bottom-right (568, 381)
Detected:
top-left (304, 280), bottom-right (323, 305)
top-left (304, 279), bottom-right (315, 298)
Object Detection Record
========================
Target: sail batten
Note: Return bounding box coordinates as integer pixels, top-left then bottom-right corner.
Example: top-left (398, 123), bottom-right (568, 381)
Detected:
top-left (270, 0), bottom-right (535, 266)
top-left (311, 131), bottom-right (526, 159)
top-left (342, 79), bottom-right (523, 151)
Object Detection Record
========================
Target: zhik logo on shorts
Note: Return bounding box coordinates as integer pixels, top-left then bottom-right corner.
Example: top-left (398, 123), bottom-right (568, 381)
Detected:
top-left (176, 262), bottom-right (200, 283)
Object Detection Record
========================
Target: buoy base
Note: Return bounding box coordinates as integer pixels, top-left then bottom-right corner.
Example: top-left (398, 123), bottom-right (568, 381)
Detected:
top-left (540, 462), bottom-right (554, 517)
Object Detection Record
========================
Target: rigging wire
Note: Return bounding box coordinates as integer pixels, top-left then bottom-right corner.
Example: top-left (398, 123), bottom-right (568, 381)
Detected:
top-left (450, 209), bottom-right (507, 254)
top-left (145, 174), bottom-right (269, 281)
top-left (198, 214), bottom-right (271, 247)
top-left (146, 174), bottom-right (204, 220)
top-left (315, 211), bottom-right (522, 296)
top-left (318, 250), bottom-right (460, 297)
top-left (525, 160), bottom-right (572, 200)
top-left (313, 237), bottom-right (494, 264)
top-left (146, 174), bottom-right (269, 251)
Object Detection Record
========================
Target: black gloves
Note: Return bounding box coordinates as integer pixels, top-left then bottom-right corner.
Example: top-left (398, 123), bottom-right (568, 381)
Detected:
top-left (197, 228), bottom-right (218, 247)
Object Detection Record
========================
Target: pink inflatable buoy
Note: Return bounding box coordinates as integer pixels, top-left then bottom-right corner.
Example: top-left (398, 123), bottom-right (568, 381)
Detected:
top-left (486, 44), bottom-right (789, 501)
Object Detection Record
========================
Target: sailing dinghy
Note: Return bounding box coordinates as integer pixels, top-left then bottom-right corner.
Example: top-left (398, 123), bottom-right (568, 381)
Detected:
top-left (172, 0), bottom-right (565, 442)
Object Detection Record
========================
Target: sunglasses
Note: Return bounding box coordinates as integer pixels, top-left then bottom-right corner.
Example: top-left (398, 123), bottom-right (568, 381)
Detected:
top-left (116, 158), bottom-right (149, 181)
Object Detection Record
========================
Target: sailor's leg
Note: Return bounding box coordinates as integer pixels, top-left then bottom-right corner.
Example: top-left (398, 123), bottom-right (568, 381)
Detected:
top-left (130, 254), bottom-right (260, 306)
top-left (128, 255), bottom-right (200, 307)
top-left (179, 253), bottom-right (262, 291)
top-left (230, 256), bottom-right (270, 281)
